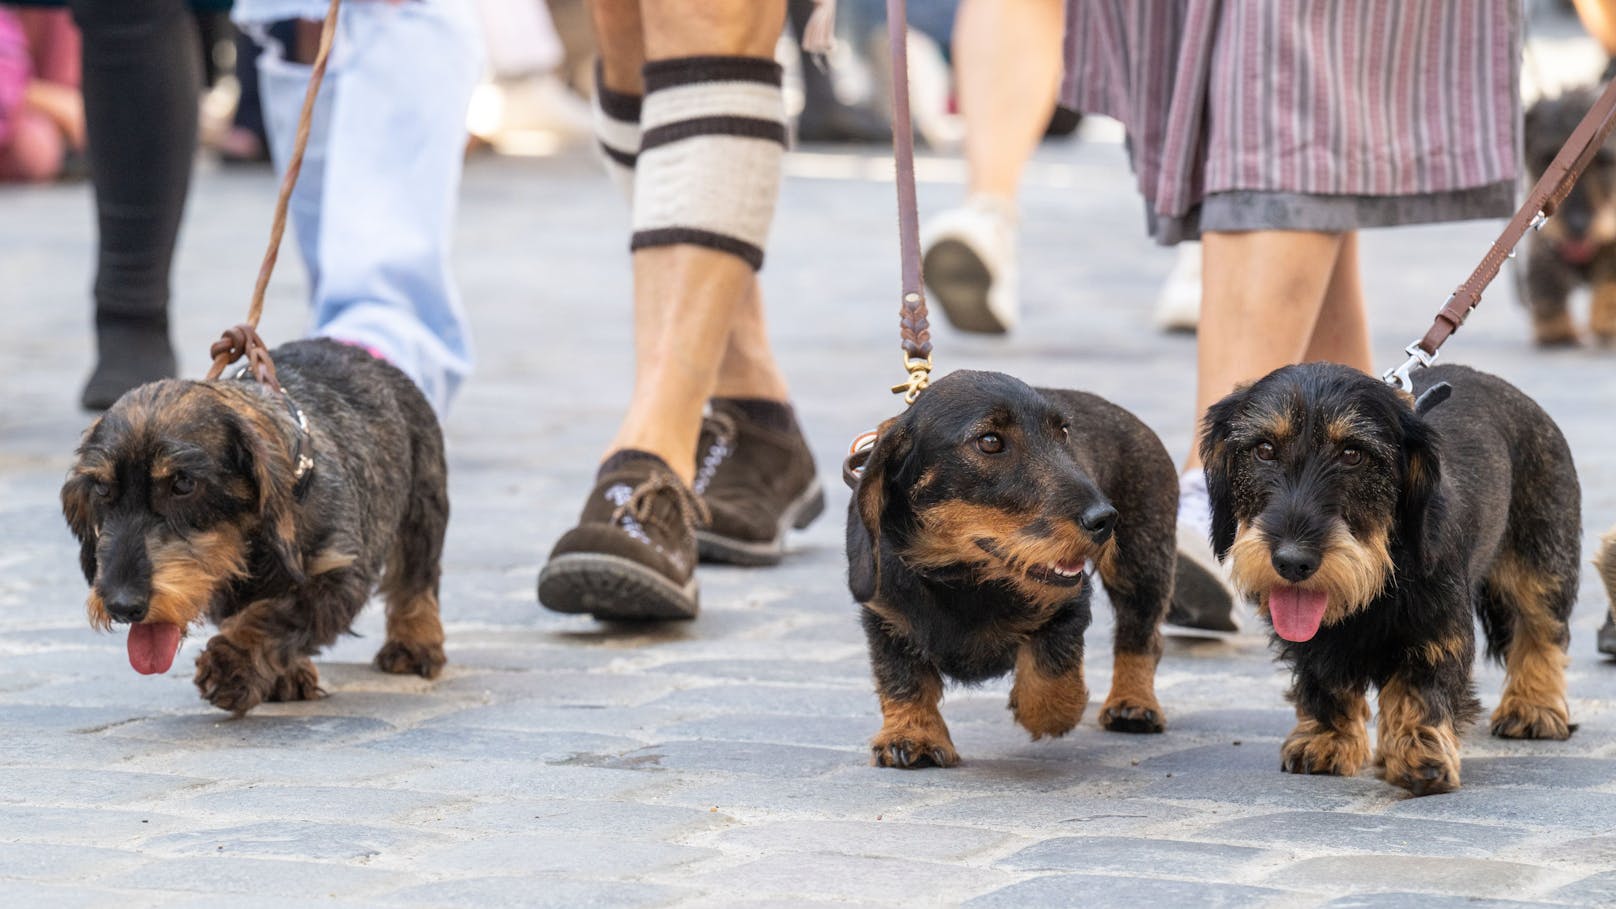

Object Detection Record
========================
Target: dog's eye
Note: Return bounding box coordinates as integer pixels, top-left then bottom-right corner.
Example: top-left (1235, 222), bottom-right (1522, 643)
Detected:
top-left (1254, 441), bottom-right (1277, 462)
top-left (1340, 448), bottom-right (1364, 467)
top-left (93, 481), bottom-right (111, 499)
top-left (976, 433), bottom-right (1005, 454)
top-left (170, 472), bottom-right (196, 497)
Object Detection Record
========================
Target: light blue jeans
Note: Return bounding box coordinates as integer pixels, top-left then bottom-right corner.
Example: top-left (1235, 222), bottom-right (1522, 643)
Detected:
top-left (238, 0), bottom-right (483, 415)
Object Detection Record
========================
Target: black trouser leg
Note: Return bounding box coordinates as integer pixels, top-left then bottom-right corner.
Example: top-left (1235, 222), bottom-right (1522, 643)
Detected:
top-left (69, 0), bottom-right (201, 409)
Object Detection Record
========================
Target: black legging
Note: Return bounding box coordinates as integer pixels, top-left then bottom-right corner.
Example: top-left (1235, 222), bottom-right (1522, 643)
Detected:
top-left (67, 0), bottom-right (202, 409)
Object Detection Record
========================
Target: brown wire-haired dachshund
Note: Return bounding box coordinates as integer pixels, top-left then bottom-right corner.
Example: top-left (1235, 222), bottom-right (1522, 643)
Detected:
top-left (1522, 86), bottom-right (1616, 346)
top-left (1203, 362), bottom-right (1579, 796)
top-left (847, 370), bottom-right (1177, 768)
top-left (60, 339), bottom-right (449, 715)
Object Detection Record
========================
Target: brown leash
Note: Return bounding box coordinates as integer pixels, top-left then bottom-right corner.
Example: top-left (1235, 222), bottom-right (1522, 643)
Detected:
top-left (1385, 77), bottom-right (1616, 391)
top-left (842, 0), bottom-right (931, 487)
top-left (204, 0), bottom-right (342, 394)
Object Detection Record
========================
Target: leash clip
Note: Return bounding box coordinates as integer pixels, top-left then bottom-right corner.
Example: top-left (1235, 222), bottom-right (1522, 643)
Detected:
top-left (890, 354), bottom-right (934, 405)
top-left (1382, 341), bottom-right (1438, 393)
top-left (1529, 210), bottom-right (1548, 231)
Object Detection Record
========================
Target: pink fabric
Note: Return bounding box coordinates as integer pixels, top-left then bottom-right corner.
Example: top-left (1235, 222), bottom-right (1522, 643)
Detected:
top-left (0, 8), bottom-right (79, 183)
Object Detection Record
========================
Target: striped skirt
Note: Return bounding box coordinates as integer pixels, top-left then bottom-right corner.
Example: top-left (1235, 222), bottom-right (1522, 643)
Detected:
top-left (1061, 0), bottom-right (1523, 244)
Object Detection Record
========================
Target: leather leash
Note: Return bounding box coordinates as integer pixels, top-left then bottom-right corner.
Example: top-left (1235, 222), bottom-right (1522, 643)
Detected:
top-left (1385, 77), bottom-right (1616, 391)
top-left (842, 0), bottom-right (932, 488)
top-left (204, 0), bottom-right (341, 393)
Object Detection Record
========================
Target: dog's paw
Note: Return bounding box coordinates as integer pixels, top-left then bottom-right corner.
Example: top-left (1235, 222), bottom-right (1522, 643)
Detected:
top-left (1376, 729), bottom-right (1461, 797)
top-left (1009, 675), bottom-right (1088, 740)
top-left (870, 733), bottom-right (960, 770)
top-left (266, 658), bottom-right (325, 703)
top-left (373, 639), bottom-right (446, 679)
top-left (1099, 696), bottom-right (1165, 735)
top-left (1533, 311), bottom-right (1582, 348)
top-left (1280, 722), bottom-right (1369, 776)
top-left (1491, 697), bottom-right (1574, 741)
top-left (194, 636), bottom-right (272, 715)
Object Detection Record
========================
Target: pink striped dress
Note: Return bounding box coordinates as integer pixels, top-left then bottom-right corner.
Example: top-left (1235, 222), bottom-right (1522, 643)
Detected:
top-left (1061, 0), bottom-right (1522, 244)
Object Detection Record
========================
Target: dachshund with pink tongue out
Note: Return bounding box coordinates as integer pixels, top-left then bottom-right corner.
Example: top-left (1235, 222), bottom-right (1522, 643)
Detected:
top-left (1202, 362), bottom-right (1580, 796)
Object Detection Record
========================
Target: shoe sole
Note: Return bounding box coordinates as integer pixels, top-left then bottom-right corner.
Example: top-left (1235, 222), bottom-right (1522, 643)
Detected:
top-left (697, 477), bottom-right (826, 567)
top-left (537, 553), bottom-right (699, 621)
top-left (923, 239), bottom-right (1007, 334)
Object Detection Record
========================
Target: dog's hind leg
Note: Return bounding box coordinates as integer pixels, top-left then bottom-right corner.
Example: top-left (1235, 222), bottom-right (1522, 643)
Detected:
top-left (1281, 674), bottom-right (1370, 777)
top-left (1591, 258), bottom-right (1616, 344)
top-left (1484, 550), bottom-right (1575, 740)
top-left (374, 443), bottom-right (449, 679)
top-left (1095, 533), bottom-right (1171, 734)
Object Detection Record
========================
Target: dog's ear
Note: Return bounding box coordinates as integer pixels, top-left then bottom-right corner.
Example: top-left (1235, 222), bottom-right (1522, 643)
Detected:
top-left (60, 470), bottom-right (99, 585)
top-left (847, 419), bottom-right (910, 603)
top-left (1199, 384), bottom-right (1252, 560)
top-left (1395, 406), bottom-right (1442, 570)
top-left (232, 407), bottom-right (306, 585)
top-left (61, 419), bottom-right (105, 585)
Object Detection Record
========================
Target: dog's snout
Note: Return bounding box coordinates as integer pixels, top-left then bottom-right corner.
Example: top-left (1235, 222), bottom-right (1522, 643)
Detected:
top-left (1271, 543), bottom-right (1319, 584)
top-left (103, 589), bottom-right (148, 624)
top-left (1080, 503), bottom-right (1118, 544)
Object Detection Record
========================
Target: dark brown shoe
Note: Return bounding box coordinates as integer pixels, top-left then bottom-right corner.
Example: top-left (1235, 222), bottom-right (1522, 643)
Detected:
top-left (538, 453), bottom-right (705, 620)
top-left (693, 400), bottom-right (824, 566)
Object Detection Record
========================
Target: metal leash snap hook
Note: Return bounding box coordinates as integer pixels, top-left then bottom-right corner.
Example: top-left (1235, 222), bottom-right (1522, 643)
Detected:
top-left (890, 354), bottom-right (933, 405)
top-left (1382, 341), bottom-right (1437, 393)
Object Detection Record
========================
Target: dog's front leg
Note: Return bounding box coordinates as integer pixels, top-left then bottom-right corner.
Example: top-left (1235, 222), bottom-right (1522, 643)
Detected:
top-left (194, 596), bottom-right (317, 715)
top-left (1010, 603), bottom-right (1089, 739)
top-left (1375, 672), bottom-right (1466, 796)
top-left (1591, 256), bottom-right (1616, 343)
top-left (863, 607), bottom-right (958, 769)
top-left (1281, 673), bottom-right (1371, 777)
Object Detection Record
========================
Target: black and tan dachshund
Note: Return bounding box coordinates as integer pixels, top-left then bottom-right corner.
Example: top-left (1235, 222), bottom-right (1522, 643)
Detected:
top-left (847, 370), bottom-right (1178, 768)
top-left (61, 339), bottom-right (449, 715)
top-left (1203, 362), bottom-right (1579, 795)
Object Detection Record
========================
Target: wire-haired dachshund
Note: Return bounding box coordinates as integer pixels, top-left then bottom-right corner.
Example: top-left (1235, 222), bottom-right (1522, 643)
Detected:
top-left (1203, 362), bottom-right (1579, 795)
top-left (61, 338), bottom-right (449, 715)
top-left (847, 370), bottom-right (1177, 768)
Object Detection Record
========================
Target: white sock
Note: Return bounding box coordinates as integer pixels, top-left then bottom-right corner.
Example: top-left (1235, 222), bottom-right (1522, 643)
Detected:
top-left (630, 55), bottom-right (787, 271)
top-left (1178, 468), bottom-right (1212, 544)
top-left (592, 61), bottom-right (641, 202)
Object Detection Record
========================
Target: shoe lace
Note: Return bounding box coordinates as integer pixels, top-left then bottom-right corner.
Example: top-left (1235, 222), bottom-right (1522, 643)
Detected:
top-left (692, 411), bottom-right (738, 496)
top-left (611, 471), bottom-right (710, 532)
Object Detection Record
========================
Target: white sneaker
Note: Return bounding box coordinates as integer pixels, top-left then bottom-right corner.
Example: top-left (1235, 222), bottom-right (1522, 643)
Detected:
top-left (921, 195), bottom-right (1020, 334)
top-left (1153, 241), bottom-right (1202, 333)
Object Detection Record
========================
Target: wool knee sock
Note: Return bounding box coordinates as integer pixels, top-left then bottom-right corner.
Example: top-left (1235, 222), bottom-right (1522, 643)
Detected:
top-left (630, 55), bottom-right (787, 271)
top-left (593, 60), bottom-right (641, 201)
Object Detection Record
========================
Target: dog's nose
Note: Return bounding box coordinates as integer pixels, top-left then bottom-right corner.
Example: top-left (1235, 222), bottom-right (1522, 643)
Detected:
top-left (1079, 504), bottom-right (1118, 545)
top-left (1271, 543), bottom-right (1319, 583)
top-left (103, 591), bottom-right (148, 624)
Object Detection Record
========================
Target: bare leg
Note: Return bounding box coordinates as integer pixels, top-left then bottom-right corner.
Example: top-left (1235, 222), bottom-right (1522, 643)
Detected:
top-left (1573, 0), bottom-right (1616, 55)
top-left (1185, 230), bottom-right (1370, 471)
top-left (954, 0), bottom-right (1066, 200)
top-left (604, 0), bottom-right (788, 485)
top-left (711, 282), bottom-right (791, 402)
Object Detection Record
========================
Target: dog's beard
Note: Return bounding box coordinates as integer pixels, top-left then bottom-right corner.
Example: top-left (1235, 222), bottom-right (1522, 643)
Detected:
top-left (903, 503), bottom-right (1102, 607)
top-left (1228, 520), bottom-right (1393, 641)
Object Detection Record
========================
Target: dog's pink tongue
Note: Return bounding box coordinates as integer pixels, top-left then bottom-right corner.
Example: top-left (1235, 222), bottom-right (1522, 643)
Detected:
top-left (127, 622), bottom-right (182, 675)
top-left (1269, 587), bottom-right (1329, 642)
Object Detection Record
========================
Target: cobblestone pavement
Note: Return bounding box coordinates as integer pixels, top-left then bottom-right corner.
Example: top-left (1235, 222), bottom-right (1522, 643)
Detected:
top-left (3, 128), bottom-right (1616, 907)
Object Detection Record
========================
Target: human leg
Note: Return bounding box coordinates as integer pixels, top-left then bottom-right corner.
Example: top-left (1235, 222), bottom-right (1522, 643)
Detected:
top-left (69, 0), bottom-right (200, 410)
top-left (919, 0), bottom-right (1065, 334)
top-left (539, 0), bottom-right (790, 619)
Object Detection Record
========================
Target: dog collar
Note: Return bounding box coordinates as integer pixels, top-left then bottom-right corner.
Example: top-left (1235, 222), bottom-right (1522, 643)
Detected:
top-left (233, 365), bottom-right (315, 501)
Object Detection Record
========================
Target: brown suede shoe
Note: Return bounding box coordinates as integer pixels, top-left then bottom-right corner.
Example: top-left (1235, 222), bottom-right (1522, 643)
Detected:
top-left (538, 453), bottom-right (705, 620)
top-left (693, 400), bottom-right (824, 566)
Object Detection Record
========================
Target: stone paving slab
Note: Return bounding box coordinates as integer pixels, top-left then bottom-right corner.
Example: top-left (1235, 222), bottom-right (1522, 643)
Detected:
top-left (4, 103), bottom-right (1616, 905)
